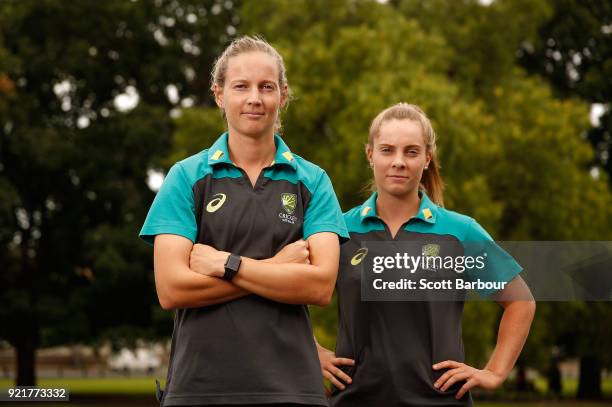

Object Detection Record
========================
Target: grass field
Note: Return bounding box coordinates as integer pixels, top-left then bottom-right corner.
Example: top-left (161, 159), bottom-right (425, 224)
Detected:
top-left (4, 377), bottom-right (611, 396)
top-left (1, 377), bottom-right (163, 395)
top-left (1, 399), bottom-right (610, 407)
top-left (532, 377), bottom-right (612, 398)
top-left (1, 377), bottom-right (610, 406)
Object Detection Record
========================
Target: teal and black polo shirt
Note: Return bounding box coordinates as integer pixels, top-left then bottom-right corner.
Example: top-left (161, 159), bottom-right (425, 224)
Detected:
top-left (330, 191), bottom-right (522, 407)
top-left (140, 132), bottom-right (348, 406)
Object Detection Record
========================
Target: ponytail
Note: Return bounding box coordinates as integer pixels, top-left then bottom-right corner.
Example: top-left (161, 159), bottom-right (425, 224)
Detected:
top-left (420, 156), bottom-right (444, 206)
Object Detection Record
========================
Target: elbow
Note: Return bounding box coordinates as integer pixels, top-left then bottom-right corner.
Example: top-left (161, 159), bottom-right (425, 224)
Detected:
top-left (154, 268), bottom-right (182, 310)
top-left (311, 283), bottom-right (334, 307)
top-left (314, 294), bottom-right (332, 307)
top-left (311, 270), bottom-right (337, 306)
top-left (156, 282), bottom-right (178, 310)
top-left (158, 293), bottom-right (177, 311)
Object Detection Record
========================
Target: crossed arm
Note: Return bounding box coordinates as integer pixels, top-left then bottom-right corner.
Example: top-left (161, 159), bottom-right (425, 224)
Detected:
top-left (153, 232), bottom-right (339, 310)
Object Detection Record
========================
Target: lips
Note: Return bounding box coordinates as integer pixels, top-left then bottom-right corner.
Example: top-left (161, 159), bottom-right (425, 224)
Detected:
top-left (242, 112), bottom-right (264, 117)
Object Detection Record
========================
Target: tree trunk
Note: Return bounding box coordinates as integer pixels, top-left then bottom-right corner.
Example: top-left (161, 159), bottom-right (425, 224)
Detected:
top-left (15, 334), bottom-right (37, 386)
top-left (577, 355), bottom-right (602, 399)
top-left (546, 358), bottom-right (562, 397)
top-left (515, 363), bottom-right (528, 391)
top-left (14, 224), bottom-right (39, 386)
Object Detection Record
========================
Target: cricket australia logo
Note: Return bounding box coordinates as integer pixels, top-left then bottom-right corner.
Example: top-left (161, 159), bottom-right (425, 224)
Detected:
top-left (281, 193), bottom-right (297, 214)
top-left (422, 243), bottom-right (440, 271)
top-left (279, 193), bottom-right (298, 224)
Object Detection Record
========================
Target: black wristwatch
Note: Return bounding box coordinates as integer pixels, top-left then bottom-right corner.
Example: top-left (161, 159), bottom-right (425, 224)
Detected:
top-left (223, 253), bottom-right (242, 281)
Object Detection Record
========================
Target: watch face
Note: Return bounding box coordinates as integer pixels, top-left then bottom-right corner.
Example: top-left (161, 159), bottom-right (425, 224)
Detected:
top-left (224, 254), bottom-right (241, 280)
top-left (228, 254), bottom-right (240, 270)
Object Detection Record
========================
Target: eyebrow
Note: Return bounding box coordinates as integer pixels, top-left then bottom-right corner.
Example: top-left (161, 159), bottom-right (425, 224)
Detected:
top-left (378, 143), bottom-right (423, 149)
top-left (229, 78), bottom-right (278, 85)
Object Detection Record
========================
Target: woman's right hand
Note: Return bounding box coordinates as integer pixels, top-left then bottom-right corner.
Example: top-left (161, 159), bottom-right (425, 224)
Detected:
top-left (317, 344), bottom-right (355, 392)
top-left (268, 239), bottom-right (310, 264)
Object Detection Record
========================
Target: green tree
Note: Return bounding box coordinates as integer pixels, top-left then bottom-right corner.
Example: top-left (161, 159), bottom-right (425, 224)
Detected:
top-left (519, 0), bottom-right (612, 184)
top-left (0, 0), bottom-right (236, 385)
top-left (396, 0), bottom-right (612, 397)
top-left (163, 0), bottom-right (612, 398)
top-left (234, 0), bottom-right (612, 397)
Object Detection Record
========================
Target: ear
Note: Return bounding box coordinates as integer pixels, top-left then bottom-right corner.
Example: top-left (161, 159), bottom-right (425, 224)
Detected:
top-left (280, 84), bottom-right (289, 108)
top-left (365, 144), bottom-right (373, 165)
top-left (425, 150), bottom-right (433, 169)
top-left (213, 84), bottom-right (224, 108)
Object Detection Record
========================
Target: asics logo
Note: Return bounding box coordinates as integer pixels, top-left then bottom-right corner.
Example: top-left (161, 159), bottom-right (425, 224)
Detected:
top-left (206, 193), bottom-right (227, 213)
top-left (351, 248), bottom-right (368, 266)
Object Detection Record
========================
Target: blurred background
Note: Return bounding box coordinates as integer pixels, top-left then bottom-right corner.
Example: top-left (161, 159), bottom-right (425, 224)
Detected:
top-left (1, 0), bottom-right (611, 405)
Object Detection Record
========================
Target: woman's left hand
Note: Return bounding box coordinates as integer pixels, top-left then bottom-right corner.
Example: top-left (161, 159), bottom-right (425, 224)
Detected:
top-left (432, 360), bottom-right (504, 400)
top-left (190, 244), bottom-right (230, 278)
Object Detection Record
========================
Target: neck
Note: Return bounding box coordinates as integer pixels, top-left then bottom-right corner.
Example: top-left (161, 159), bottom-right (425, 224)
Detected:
top-left (227, 130), bottom-right (276, 169)
top-left (376, 189), bottom-right (421, 224)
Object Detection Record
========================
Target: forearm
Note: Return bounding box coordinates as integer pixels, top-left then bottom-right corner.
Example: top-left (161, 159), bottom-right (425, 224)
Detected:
top-left (484, 300), bottom-right (536, 378)
top-left (156, 265), bottom-right (248, 310)
top-left (232, 258), bottom-right (334, 306)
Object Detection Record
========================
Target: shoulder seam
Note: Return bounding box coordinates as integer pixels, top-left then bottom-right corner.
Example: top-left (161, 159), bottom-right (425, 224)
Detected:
top-left (301, 166), bottom-right (325, 195)
top-left (174, 162), bottom-right (196, 205)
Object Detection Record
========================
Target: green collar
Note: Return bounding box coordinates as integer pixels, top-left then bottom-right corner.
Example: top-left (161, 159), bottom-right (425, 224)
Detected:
top-left (207, 132), bottom-right (297, 171)
top-left (359, 190), bottom-right (438, 224)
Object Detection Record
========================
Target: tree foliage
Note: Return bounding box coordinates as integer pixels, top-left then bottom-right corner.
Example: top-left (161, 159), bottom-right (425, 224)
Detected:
top-left (1, 0), bottom-right (610, 397)
top-left (0, 0), bottom-right (236, 385)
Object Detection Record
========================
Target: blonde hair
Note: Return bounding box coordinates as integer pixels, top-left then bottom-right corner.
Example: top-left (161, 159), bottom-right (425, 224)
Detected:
top-left (210, 35), bottom-right (291, 133)
top-left (367, 103), bottom-right (445, 206)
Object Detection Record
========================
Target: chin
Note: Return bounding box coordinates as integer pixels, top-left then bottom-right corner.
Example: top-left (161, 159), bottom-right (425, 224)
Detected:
top-left (382, 185), bottom-right (414, 198)
top-left (237, 124), bottom-right (273, 138)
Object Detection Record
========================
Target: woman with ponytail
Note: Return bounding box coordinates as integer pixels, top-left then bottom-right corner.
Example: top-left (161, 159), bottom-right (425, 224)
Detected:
top-left (316, 103), bottom-right (535, 406)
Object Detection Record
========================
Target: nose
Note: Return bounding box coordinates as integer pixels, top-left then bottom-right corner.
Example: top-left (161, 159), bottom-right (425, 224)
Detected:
top-left (246, 87), bottom-right (262, 106)
top-left (391, 153), bottom-right (406, 169)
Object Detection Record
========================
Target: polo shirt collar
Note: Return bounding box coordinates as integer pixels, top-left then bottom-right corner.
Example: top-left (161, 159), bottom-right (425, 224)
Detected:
top-left (207, 132), bottom-right (297, 171)
top-left (270, 134), bottom-right (297, 170)
top-left (358, 190), bottom-right (438, 224)
top-left (207, 132), bottom-right (232, 165)
top-left (358, 192), bottom-right (380, 221)
top-left (415, 190), bottom-right (438, 224)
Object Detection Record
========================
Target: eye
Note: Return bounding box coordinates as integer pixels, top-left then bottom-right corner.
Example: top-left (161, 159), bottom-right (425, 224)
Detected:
top-left (262, 83), bottom-right (275, 91)
top-left (233, 83), bottom-right (247, 90)
top-left (380, 147), bottom-right (392, 153)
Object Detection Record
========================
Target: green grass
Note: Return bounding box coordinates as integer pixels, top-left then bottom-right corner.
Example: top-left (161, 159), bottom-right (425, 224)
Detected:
top-left (4, 377), bottom-right (611, 397)
top-left (1, 401), bottom-right (610, 407)
top-left (1, 378), bottom-right (610, 406)
top-left (0, 377), bottom-right (164, 395)
top-left (533, 377), bottom-right (612, 398)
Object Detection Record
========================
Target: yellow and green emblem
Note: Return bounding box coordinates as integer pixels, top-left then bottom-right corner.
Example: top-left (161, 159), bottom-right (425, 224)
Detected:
top-left (421, 243), bottom-right (440, 257)
top-left (281, 193), bottom-right (297, 214)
